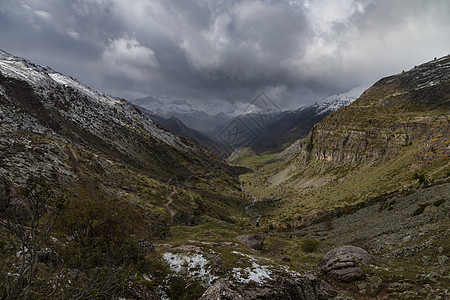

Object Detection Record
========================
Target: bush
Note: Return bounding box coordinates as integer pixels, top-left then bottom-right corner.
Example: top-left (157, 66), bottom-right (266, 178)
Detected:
top-left (300, 239), bottom-right (320, 253)
top-left (56, 193), bottom-right (146, 269)
top-left (413, 203), bottom-right (430, 216)
top-left (433, 199), bottom-right (446, 207)
top-left (165, 276), bottom-right (205, 300)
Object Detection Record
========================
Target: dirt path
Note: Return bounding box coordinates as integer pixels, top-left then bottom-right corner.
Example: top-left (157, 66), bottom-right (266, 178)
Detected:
top-left (165, 186), bottom-right (177, 217)
top-left (68, 146), bottom-right (98, 200)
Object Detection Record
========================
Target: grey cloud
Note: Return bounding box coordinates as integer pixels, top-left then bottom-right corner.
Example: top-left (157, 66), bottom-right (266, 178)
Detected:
top-left (0, 0), bottom-right (449, 107)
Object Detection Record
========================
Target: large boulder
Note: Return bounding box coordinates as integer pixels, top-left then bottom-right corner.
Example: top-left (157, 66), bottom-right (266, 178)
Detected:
top-left (199, 279), bottom-right (243, 300)
top-left (239, 273), bottom-right (332, 300)
top-left (200, 274), bottom-right (333, 300)
top-left (235, 234), bottom-right (265, 250)
top-left (320, 245), bottom-right (372, 282)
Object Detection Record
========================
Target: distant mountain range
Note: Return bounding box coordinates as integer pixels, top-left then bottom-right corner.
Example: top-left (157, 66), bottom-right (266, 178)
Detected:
top-left (133, 87), bottom-right (366, 155)
top-left (208, 87), bottom-right (366, 154)
top-left (132, 96), bottom-right (238, 131)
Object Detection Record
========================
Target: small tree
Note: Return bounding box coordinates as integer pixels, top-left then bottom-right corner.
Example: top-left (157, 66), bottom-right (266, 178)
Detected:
top-left (0, 176), bottom-right (65, 299)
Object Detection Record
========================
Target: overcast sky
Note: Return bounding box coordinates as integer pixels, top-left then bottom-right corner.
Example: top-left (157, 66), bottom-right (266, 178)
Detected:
top-left (1, 0), bottom-right (449, 108)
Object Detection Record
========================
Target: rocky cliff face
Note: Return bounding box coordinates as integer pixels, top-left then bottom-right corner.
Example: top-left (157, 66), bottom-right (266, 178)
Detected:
top-left (290, 55), bottom-right (449, 167)
top-left (226, 147), bottom-right (258, 163)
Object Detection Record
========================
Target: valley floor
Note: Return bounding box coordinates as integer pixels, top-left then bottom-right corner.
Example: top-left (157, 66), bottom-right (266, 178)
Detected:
top-left (142, 180), bottom-right (449, 299)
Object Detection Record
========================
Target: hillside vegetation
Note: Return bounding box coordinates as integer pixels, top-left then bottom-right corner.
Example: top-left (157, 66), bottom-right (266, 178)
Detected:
top-left (239, 55), bottom-right (449, 228)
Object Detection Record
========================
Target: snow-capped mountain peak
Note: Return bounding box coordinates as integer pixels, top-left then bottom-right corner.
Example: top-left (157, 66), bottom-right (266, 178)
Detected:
top-left (0, 49), bottom-right (190, 150)
top-left (314, 85), bottom-right (367, 115)
top-left (133, 96), bottom-right (246, 119)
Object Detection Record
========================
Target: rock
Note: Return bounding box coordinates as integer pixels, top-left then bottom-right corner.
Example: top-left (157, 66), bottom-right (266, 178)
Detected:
top-left (357, 282), bottom-right (367, 290)
top-left (240, 273), bottom-right (330, 299)
top-left (199, 279), bottom-right (243, 300)
top-left (200, 273), bottom-right (334, 300)
top-left (320, 245), bottom-right (372, 282)
top-left (427, 271), bottom-right (440, 282)
top-left (138, 239), bottom-right (155, 253)
top-left (368, 275), bottom-right (382, 289)
top-left (280, 257), bottom-right (291, 262)
top-left (235, 234), bottom-right (265, 250)
top-left (421, 255), bottom-right (432, 265)
top-left (437, 255), bottom-right (447, 266)
top-left (388, 282), bottom-right (412, 292)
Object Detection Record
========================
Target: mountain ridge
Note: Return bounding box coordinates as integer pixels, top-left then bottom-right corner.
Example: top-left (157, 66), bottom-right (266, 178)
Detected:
top-left (0, 49), bottom-right (247, 223)
top-left (239, 54), bottom-right (449, 223)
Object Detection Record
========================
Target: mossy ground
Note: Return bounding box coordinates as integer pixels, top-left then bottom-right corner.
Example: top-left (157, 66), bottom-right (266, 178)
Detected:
top-left (229, 152), bottom-right (278, 169)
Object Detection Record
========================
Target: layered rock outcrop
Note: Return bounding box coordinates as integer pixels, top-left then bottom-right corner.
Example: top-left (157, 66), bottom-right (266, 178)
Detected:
top-left (288, 56), bottom-right (450, 167)
top-left (320, 245), bottom-right (372, 282)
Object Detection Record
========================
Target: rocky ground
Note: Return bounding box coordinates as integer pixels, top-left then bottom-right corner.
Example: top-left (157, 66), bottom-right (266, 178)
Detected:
top-left (289, 181), bottom-right (450, 299)
top-left (133, 182), bottom-right (448, 299)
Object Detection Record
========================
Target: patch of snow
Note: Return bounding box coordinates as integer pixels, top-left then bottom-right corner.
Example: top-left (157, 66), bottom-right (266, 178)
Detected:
top-left (143, 274), bottom-right (153, 281)
top-left (229, 250), bottom-right (304, 284)
top-left (0, 50), bottom-right (190, 151)
top-left (162, 252), bottom-right (219, 285)
top-left (314, 85), bottom-right (367, 115)
top-left (231, 262), bottom-right (272, 284)
top-left (16, 246), bottom-right (28, 257)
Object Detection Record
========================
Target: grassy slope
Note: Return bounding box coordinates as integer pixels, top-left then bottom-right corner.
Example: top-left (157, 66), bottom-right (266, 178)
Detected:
top-left (238, 57), bottom-right (450, 227)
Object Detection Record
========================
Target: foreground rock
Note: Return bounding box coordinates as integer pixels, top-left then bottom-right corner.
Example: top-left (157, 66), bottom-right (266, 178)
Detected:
top-left (200, 273), bottom-right (333, 300)
top-left (320, 245), bottom-right (371, 282)
top-left (199, 279), bottom-right (243, 300)
top-left (235, 234), bottom-right (265, 250)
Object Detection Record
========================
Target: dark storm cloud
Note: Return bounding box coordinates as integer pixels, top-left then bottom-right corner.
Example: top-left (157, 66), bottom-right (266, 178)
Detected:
top-left (1, 0), bottom-right (449, 108)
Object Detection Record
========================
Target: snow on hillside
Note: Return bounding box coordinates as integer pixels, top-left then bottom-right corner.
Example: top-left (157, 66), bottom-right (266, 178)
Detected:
top-left (314, 85), bottom-right (367, 115)
top-left (133, 96), bottom-right (246, 118)
top-left (135, 85), bottom-right (367, 123)
top-left (0, 49), bottom-right (187, 150)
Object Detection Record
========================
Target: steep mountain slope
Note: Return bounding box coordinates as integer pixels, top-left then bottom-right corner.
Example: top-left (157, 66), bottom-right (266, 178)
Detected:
top-left (226, 147), bottom-right (258, 163)
top-left (208, 89), bottom-right (363, 154)
top-left (138, 107), bottom-right (232, 157)
top-left (240, 55), bottom-right (449, 223)
top-left (0, 49), bottom-right (246, 225)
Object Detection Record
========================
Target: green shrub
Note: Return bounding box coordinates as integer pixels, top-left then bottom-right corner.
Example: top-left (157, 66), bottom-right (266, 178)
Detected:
top-left (165, 276), bottom-right (206, 300)
top-left (433, 198), bottom-right (446, 207)
top-left (300, 239), bottom-right (320, 253)
top-left (56, 192), bottom-right (146, 269)
top-left (413, 203), bottom-right (430, 216)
